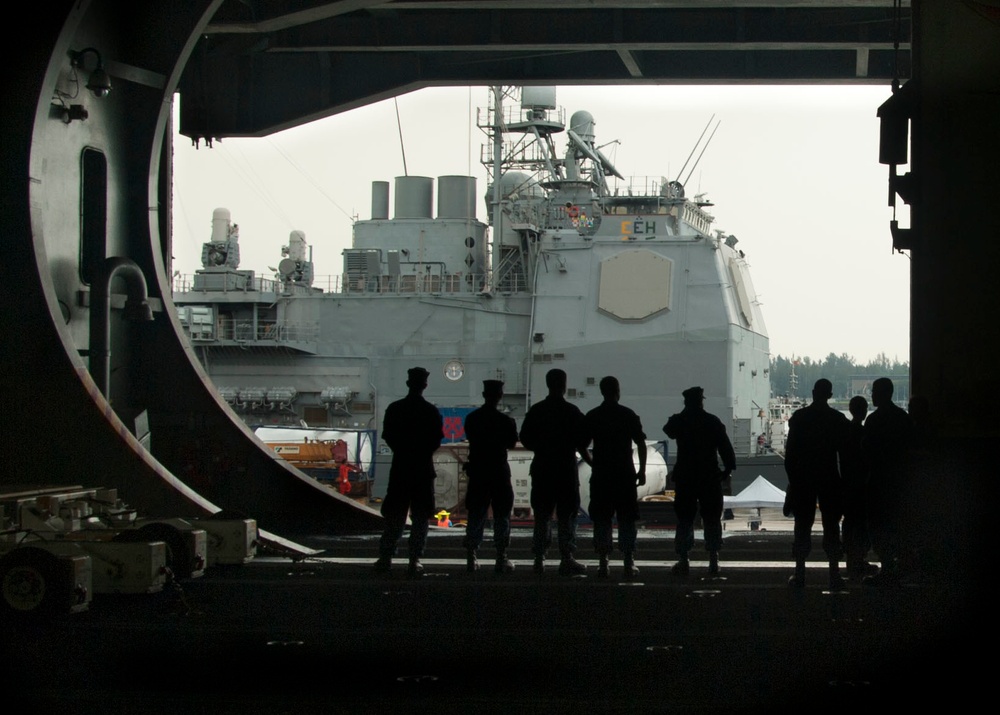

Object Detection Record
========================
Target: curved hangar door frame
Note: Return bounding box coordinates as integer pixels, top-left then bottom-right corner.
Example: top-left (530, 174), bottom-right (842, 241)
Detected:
top-left (4, 0), bottom-right (381, 538)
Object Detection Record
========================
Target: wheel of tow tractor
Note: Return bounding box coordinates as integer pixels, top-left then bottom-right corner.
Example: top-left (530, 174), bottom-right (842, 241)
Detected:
top-left (115, 523), bottom-right (194, 579)
top-left (0, 548), bottom-right (69, 618)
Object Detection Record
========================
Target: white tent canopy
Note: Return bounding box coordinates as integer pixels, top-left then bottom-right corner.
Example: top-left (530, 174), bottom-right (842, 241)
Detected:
top-left (724, 475), bottom-right (786, 509)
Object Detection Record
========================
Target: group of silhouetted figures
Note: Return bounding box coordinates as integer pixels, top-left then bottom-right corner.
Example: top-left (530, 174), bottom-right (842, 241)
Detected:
top-left (373, 366), bottom-right (735, 580)
top-left (784, 376), bottom-right (924, 588)
top-left (373, 367), bottom-right (922, 586)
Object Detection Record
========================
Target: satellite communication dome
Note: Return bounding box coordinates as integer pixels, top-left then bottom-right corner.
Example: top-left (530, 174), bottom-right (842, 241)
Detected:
top-left (569, 111), bottom-right (596, 142)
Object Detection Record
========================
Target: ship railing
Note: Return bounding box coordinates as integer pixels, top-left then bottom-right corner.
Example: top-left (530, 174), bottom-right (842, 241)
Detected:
top-left (175, 272), bottom-right (505, 297)
top-left (172, 273), bottom-right (286, 294)
top-left (607, 176), bottom-right (681, 199)
top-left (331, 272), bottom-right (495, 296)
top-left (680, 203), bottom-right (714, 235)
top-left (253, 276), bottom-right (282, 292)
top-left (214, 318), bottom-right (319, 343)
top-left (477, 103), bottom-right (566, 133)
top-left (173, 274), bottom-right (194, 293)
top-left (479, 140), bottom-right (550, 168)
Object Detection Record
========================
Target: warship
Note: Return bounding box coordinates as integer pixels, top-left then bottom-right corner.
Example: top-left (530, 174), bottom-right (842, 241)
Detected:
top-left (173, 86), bottom-right (775, 508)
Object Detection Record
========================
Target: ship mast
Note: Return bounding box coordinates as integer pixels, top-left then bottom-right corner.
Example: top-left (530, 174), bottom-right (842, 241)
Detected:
top-left (480, 86), bottom-right (534, 293)
top-left (489, 85), bottom-right (504, 270)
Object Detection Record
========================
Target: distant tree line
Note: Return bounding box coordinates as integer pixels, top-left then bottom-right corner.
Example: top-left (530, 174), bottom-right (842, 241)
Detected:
top-left (770, 353), bottom-right (910, 402)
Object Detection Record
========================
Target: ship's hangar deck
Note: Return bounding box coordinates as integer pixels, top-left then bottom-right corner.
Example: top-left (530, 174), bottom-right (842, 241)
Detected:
top-left (5, 528), bottom-right (981, 714)
top-left (3, 2), bottom-right (997, 713)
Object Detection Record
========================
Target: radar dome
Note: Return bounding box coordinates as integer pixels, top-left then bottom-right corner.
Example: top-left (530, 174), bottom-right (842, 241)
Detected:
top-left (569, 111), bottom-right (596, 142)
top-left (496, 171), bottom-right (544, 200)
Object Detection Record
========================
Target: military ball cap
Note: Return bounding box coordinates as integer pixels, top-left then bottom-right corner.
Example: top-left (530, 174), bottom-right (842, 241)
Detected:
top-left (408, 367), bottom-right (430, 381)
top-left (682, 386), bottom-right (704, 400)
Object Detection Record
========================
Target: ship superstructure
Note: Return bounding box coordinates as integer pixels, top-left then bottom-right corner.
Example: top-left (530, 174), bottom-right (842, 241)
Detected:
top-left (174, 86), bottom-right (771, 491)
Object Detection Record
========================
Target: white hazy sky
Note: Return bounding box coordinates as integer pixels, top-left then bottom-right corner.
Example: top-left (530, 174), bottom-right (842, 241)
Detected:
top-left (172, 84), bottom-right (910, 364)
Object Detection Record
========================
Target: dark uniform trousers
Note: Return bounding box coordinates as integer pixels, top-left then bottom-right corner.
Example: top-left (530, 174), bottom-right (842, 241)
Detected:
top-left (462, 401), bottom-right (518, 554)
top-left (379, 465), bottom-right (436, 559)
top-left (520, 394), bottom-right (587, 560)
top-left (789, 479), bottom-right (844, 561)
top-left (530, 471), bottom-right (580, 558)
top-left (840, 423), bottom-right (870, 567)
top-left (378, 392), bottom-right (443, 560)
top-left (590, 475), bottom-right (639, 557)
top-left (673, 475), bottom-right (724, 557)
top-left (464, 463), bottom-right (515, 553)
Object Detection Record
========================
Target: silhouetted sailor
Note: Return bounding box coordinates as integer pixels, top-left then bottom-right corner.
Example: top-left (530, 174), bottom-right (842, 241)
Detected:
top-left (373, 367), bottom-right (444, 577)
top-left (519, 369), bottom-right (591, 576)
top-left (862, 377), bottom-right (915, 585)
top-left (841, 395), bottom-right (877, 578)
top-left (463, 379), bottom-right (519, 573)
top-left (663, 386), bottom-right (735, 577)
top-left (581, 376), bottom-right (646, 580)
top-left (783, 379), bottom-right (850, 588)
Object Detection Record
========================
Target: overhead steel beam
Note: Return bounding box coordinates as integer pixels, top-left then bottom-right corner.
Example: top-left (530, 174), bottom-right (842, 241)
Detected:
top-left (178, 1), bottom-right (911, 139)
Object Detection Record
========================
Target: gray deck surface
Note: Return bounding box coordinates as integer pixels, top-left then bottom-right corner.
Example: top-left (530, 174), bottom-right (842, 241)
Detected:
top-left (5, 525), bottom-right (985, 714)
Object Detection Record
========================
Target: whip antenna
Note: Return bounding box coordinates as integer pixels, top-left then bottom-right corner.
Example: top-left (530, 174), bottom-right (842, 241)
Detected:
top-left (683, 119), bottom-right (720, 188)
top-left (673, 114), bottom-right (715, 184)
top-left (394, 97), bottom-right (408, 176)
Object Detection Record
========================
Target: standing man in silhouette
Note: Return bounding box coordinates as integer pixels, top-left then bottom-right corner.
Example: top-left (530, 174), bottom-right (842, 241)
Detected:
top-left (863, 377), bottom-right (915, 585)
top-left (463, 379), bottom-right (519, 574)
top-left (841, 395), bottom-right (877, 579)
top-left (374, 367), bottom-right (444, 577)
top-left (581, 376), bottom-right (646, 580)
top-left (519, 368), bottom-right (591, 576)
top-left (663, 386), bottom-right (735, 577)
top-left (783, 378), bottom-right (850, 588)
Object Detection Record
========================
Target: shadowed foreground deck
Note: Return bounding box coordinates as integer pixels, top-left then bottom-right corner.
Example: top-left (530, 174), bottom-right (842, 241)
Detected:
top-left (5, 527), bottom-right (985, 714)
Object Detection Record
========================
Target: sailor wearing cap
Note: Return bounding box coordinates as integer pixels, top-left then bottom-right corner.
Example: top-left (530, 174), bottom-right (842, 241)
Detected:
top-left (580, 376), bottom-right (647, 580)
top-left (462, 379), bottom-right (519, 574)
top-left (663, 386), bottom-right (736, 577)
top-left (783, 378), bottom-right (851, 588)
top-left (519, 368), bottom-right (591, 576)
top-left (374, 367), bottom-right (444, 577)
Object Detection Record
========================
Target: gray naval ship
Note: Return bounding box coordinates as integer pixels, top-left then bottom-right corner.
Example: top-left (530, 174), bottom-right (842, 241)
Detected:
top-left (173, 86), bottom-right (775, 509)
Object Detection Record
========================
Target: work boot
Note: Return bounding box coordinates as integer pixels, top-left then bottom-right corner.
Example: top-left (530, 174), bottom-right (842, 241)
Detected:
top-left (373, 555), bottom-right (392, 573)
top-left (533, 555), bottom-right (545, 574)
top-left (671, 558), bottom-right (690, 577)
top-left (623, 554), bottom-right (639, 581)
top-left (708, 552), bottom-right (720, 576)
top-left (788, 561), bottom-right (806, 588)
top-left (495, 553), bottom-right (515, 574)
top-left (597, 556), bottom-right (610, 579)
top-left (558, 556), bottom-right (586, 576)
top-left (466, 549), bottom-right (479, 572)
top-left (407, 558), bottom-right (424, 578)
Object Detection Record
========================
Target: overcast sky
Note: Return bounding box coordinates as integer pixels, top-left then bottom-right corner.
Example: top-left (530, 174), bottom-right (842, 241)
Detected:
top-left (171, 84), bottom-right (910, 364)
